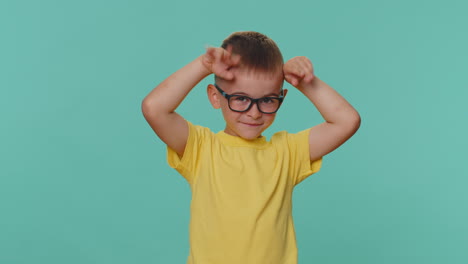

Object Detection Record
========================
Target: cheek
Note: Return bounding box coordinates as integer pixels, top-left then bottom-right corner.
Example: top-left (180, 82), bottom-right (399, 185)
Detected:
top-left (220, 103), bottom-right (230, 115)
top-left (220, 104), bottom-right (240, 121)
top-left (263, 114), bottom-right (276, 124)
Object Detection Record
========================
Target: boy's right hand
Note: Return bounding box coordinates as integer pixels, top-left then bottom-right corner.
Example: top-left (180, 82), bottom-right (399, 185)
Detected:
top-left (201, 46), bottom-right (241, 80)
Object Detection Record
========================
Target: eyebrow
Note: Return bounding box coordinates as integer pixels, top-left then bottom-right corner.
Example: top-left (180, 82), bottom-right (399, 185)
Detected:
top-left (231, 91), bottom-right (280, 97)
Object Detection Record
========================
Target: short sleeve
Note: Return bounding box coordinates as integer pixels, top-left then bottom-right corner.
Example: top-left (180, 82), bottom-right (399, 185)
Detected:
top-left (288, 128), bottom-right (323, 186)
top-left (167, 121), bottom-right (211, 184)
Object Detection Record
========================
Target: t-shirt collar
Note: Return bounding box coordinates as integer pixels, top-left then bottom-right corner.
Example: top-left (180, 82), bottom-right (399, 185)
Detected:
top-left (216, 131), bottom-right (268, 148)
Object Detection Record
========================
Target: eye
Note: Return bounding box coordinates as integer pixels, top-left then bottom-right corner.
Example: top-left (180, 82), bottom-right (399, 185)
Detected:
top-left (233, 96), bottom-right (249, 102)
top-left (260, 98), bottom-right (274, 104)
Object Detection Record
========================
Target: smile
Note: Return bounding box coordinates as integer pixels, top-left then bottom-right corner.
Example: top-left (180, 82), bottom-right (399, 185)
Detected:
top-left (241, 122), bottom-right (262, 127)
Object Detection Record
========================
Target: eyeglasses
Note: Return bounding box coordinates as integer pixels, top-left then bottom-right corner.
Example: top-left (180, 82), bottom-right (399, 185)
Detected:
top-left (214, 84), bottom-right (284, 114)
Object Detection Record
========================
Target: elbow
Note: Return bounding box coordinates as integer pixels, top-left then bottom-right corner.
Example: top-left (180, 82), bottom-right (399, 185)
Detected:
top-left (347, 111), bottom-right (361, 134)
top-left (141, 98), bottom-right (174, 128)
top-left (141, 98), bottom-right (151, 117)
top-left (141, 97), bottom-right (159, 119)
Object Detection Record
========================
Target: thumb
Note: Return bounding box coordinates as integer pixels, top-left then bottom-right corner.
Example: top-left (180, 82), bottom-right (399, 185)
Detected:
top-left (216, 66), bottom-right (235, 81)
top-left (284, 74), bottom-right (298, 86)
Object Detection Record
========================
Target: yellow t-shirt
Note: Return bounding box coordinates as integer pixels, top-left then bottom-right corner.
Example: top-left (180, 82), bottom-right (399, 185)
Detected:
top-left (167, 121), bottom-right (322, 264)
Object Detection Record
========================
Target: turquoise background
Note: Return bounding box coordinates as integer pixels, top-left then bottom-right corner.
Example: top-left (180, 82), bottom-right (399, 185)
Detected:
top-left (1, 0), bottom-right (467, 263)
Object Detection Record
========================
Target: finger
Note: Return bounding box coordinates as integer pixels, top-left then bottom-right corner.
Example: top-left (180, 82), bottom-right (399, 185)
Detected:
top-left (298, 58), bottom-right (314, 82)
top-left (204, 47), bottom-right (217, 63)
top-left (291, 77), bottom-right (298, 87)
top-left (205, 47), bottom-right (216, 56)
top-left (304, 58), bottom-right (314, 79)
top-left (305, 69), bottom-right (314, 82)
top-left (224, 45), bottom-right (240, 66)
top-left (225, 53), bottom-right (239, 66)
top-left (219, 70), bottom-right (235, 81)
top-left (298, 58), bottom-right (310, 73)
top-left (304, 57), bottom-right (313, 72)
top-left (225, 44), bottom-right (233, 54)
top-left (284, 74), bottom-right (299, 86)
top-left (304, 72), bottom-right (314, 82)
top-left (285, 72), bottom-right (304, 86)
top-left (284, 63), bottom-right (304, 78)
top-left (223, 45), bottom-right (235, 63)
top-left (292, 66), bottom-right (306, 80)
top-left (214, 63), bottom-right (236, 80)
top-left (222, 47), bottom-right (230, 63)
top-left (230, 53), bottom-right (241, 65)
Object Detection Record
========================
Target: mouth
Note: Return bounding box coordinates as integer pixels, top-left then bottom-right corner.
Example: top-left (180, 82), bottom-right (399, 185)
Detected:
top-left (241, 122), bottom-right (263, 127)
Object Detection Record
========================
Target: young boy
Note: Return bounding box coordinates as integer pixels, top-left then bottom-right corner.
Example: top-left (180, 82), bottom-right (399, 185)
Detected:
top-left (142, 31), bottom-right (360, 264)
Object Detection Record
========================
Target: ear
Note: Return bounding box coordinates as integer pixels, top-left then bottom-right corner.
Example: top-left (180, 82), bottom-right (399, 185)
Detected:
top-left (282, 88), bottom-right (288, 98)
top-left (207, 84), bottom-right (221, 109)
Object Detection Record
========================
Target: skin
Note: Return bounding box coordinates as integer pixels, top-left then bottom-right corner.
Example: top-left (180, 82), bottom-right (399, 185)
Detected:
top-left (207, 70), bottom-right (286, 140)
top-left (142, 45), bottom-right (361, 161)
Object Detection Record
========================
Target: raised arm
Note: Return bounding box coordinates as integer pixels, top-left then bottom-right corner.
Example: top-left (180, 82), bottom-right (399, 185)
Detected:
top-left (141, 47), bottom-right (239, 157)
top-left (283, 56), bottom-right (361, 161)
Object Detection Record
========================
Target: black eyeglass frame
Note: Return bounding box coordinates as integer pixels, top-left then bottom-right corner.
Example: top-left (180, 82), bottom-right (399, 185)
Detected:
top-left (214, 84), bottom-right (285, 114)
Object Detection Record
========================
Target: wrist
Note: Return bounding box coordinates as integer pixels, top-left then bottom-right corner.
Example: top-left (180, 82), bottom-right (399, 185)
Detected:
top-left (297, 76), bottom-right (321, 91)
top-left (197, 55), bottom-right (213, 77)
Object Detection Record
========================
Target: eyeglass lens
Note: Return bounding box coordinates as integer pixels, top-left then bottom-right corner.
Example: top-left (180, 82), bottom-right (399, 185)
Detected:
top-left (229, 96), bottom-right (281, 113)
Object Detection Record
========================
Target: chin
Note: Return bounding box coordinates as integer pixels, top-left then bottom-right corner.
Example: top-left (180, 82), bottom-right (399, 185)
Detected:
top-left (241, 135), bottom-right (260, 140)
top-left (226, 123), bottom-right (269, 140)
top-left (238, 130), bottom-right (263, 140)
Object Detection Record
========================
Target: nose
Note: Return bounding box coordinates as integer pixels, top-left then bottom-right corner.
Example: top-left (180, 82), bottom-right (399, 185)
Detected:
top-left (246, 102), bottom-right (262, 119)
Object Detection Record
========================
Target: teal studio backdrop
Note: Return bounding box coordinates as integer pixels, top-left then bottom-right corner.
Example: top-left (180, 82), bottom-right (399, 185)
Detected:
top-left (1, 0), bottom-right (467, 263)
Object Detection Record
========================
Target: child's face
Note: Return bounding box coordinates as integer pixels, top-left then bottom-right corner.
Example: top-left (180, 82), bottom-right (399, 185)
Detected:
top-left (209, 71), bottom-right (286, 140)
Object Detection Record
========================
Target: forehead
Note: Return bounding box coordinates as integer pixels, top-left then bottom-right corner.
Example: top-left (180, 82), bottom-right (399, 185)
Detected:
top-left (221, 71), bottom-right (283, 96)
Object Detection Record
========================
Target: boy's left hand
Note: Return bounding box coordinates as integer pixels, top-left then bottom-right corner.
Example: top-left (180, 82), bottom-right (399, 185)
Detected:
top-left (283, 56), bottom-right (315, 88)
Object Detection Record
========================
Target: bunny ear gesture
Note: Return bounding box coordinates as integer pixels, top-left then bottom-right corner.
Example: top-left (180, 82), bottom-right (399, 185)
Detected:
top-left (283, 56), bottom-right (315, 88)
top-left (202, 45), bottom-right (241, 80)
